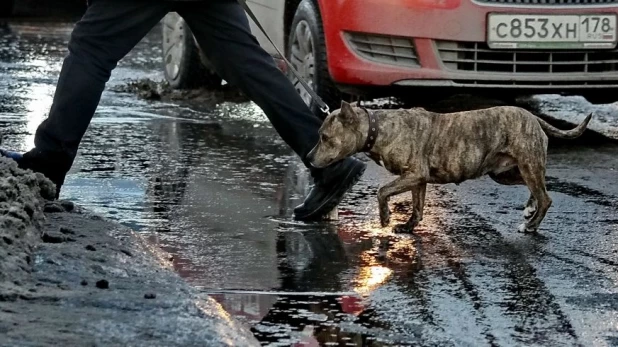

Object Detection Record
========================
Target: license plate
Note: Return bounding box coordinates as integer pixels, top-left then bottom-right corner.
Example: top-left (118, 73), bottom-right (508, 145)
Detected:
top-left (488, 14), bottom-right (617, 49)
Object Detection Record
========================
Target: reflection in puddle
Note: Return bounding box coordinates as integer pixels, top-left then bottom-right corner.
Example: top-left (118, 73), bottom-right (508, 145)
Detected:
top-left (353, 263), bottom-right (393, 297)
top-left (197, 196), bottom-right (422, 346)
top-left (23, 82), bottom-right (53, 150)
top-left (210, 292), bottom-right (394, 347)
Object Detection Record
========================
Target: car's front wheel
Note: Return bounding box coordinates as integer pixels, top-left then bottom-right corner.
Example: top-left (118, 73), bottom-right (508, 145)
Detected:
top-left (162, 13), bottom-right (222, 89)
top-left (288, 0), bottom-right (340, 118)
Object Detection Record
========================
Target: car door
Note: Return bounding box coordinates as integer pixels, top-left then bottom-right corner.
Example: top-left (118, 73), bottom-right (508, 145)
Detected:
top-left (245, 0), bottom-right (286, 58)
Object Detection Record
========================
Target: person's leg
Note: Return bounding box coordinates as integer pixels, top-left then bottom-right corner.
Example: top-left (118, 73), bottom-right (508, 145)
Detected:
top-left (2, 0), bottom-right (171, 198)
top-left (177, 0), bottom-right (366, 220)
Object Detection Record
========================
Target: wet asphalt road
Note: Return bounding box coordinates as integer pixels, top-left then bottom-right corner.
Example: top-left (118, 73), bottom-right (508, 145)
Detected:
top-left (2, 21), bottom-right (618, 347)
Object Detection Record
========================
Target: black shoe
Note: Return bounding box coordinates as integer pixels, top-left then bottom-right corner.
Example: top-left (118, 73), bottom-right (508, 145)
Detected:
top-left (1, 148), bottom-right (72, 199)
top-left (293, 157), bottom-right (366, 220)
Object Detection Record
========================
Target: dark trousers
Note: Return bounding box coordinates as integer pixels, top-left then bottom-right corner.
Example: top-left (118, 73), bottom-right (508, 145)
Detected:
top-left (35, 0), bottom-right (322, 171)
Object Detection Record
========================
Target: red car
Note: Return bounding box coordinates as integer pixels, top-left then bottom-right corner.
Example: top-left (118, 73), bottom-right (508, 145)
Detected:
top-left (162, 0), bottom-right (618, 115)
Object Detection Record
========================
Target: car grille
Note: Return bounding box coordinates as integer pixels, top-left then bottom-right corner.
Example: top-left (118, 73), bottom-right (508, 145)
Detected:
top-left (473, 0), bottom-right (618, 5)
top-left (437, 41), bottom-right (618, 74)
top-left (450, 79), bottom-right (618, 86)
top-left (346, 32), bottom-right (420, 68)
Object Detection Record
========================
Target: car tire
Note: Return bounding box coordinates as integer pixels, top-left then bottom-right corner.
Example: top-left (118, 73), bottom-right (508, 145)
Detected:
top-left (162, 13), bottom-right (222, 90)
top-left (0, 0), bottom-right (15, 17)
top-left (288, 0), bottom-right (341, 118)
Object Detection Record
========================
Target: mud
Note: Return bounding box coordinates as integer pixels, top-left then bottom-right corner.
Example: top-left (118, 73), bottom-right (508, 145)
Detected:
top-left (0, 159), bottom-right (259, 346)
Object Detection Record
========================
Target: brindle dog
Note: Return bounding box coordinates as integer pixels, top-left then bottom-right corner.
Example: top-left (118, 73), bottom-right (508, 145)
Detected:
top-left (308, 101), bottom-right (592, 233)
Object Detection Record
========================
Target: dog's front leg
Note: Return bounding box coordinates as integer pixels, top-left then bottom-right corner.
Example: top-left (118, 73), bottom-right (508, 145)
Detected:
top-left (410, 183), bottom-right (428, 228)
top-left (378, 175), bottom-right (421, 227)
top-left (392, 183), bottom-right (427, 233)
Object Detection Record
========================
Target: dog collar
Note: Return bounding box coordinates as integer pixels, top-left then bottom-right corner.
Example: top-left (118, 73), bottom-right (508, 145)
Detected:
top-left (362, 108), bottom-right (378, 152)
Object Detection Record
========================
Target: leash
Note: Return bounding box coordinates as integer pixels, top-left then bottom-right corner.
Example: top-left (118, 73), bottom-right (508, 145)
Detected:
top-left (237, 0), bottom-right (330, 114)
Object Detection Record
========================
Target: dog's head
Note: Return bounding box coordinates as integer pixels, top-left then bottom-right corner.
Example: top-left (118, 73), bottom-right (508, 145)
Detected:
top-left (307, 101), bottom-right (364, 168)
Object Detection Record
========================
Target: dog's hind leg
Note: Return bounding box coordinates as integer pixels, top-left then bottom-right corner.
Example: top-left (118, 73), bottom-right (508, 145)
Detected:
top-left (378, 175), bottom-right (422, 227)
top-left (489, 167), bottom-right (524, 185)
top-left (489, 168), bottom-right (536, 219)
top-left (518, 163), bottom-right (552, 233)
top-left (523, 196), bottom-right (537, 220)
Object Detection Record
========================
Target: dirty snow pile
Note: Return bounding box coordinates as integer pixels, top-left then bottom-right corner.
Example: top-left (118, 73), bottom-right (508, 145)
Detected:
top-left (0, 157), bottom-right (259, 346)
top-left (0, 157), bottom-right (55, 296)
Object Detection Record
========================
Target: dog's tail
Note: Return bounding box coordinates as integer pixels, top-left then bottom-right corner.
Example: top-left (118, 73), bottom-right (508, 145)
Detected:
top-left (536, 113), bottom-right (593, 139)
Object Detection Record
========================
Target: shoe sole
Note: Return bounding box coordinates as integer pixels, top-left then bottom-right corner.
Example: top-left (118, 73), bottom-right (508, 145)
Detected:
top-left (294, 163), bottom-right (367, 221)
top-left (0, 149), bottom-right (23, 161)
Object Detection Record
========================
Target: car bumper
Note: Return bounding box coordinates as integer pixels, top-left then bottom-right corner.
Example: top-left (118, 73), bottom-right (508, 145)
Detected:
top-left (319, 0), bottom-right (618, 90)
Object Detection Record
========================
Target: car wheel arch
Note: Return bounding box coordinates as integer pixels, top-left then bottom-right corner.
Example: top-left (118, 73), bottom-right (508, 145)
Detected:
top-left (286, 0), bottom-right (344, 117)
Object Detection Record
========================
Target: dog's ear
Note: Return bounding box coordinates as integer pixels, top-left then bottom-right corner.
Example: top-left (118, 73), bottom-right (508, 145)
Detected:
top-left (341, 100), bottom-right (353, 109)
top-left (338, 101), bottom-right (357, 126)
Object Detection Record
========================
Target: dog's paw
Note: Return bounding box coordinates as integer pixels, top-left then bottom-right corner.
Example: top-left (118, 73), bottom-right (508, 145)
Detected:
top-left (518, 223), bottom-right (537, 233)
top-left (394, 216), bottom-right (420, 233)
top-left (523, 206), bottom-right (536, 219)
top-left (393, 223), bottom-right (415, 234)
